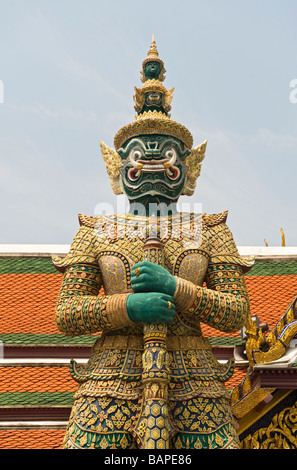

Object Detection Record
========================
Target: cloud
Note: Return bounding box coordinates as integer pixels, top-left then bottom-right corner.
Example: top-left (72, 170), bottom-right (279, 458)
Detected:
top-left (8, 102), bottom-right (100, 123)
top-left (60, 56), bottom-right (131, 107)
top-left (180, 122), bottom-right (297, 245)
top-left (252, 128), bottom-right (297, 149)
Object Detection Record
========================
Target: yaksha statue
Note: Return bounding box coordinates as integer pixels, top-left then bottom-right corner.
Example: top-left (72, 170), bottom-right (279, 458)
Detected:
top-left (53, 36), bottom-right (254, 449)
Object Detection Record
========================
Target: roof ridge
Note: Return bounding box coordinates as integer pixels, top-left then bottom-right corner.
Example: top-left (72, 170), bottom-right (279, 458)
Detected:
top-left (0, 245), bottom-right (297, 257)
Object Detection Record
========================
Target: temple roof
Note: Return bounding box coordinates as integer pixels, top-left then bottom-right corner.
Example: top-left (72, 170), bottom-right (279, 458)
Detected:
top-left (0, 245), bottom-right (297, 448)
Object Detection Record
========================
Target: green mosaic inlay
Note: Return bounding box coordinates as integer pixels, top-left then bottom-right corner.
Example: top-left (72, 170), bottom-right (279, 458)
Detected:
top-left (245, 260), bottom-right (297, 276)
top-left (0, 333), bottom-right (98, 346)
top-left (0, 391), bottom-right (74, 406)
top-left (0, 257), bottom-right (59, 274)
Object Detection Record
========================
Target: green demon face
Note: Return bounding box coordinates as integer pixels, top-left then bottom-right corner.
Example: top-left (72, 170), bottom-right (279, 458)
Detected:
top-left (144, 61), bottom-right (161, 80)
top-left (118, 135), bottom-right (190, 204)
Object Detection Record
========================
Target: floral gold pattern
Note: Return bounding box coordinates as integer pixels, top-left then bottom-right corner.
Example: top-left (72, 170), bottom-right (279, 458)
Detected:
top-left (241, 395), bottom-right (297, 449)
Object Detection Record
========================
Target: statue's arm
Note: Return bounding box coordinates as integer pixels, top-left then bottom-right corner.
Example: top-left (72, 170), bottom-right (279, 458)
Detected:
top-left (131, 217), bottom-right (253, 332)
top-left (53, 219), bottom-right (137, 337)
top-left (172, 217), bottom-right (253, 333)
top-left (174, 263), bottom-right (249, 333)
top-left (54, 263), bottom-right (133, 337)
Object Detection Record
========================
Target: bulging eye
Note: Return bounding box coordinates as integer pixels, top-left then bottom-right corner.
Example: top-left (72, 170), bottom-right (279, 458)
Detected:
top-left (129, 148), bottom-right (145, 169)
top-left (129, 148), bottom-right (143, 161)
top-left (164, 148), bottom-right (177, 162)
top-left (165, 150), bottom-right (174, 158)
top-left (133, 150), bottom-right (142, 159)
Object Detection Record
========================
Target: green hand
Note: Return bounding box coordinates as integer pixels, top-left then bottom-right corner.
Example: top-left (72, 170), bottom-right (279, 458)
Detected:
top-left (131, 261), bottom-right (177, 296)
top-left (127, 292), bottom-right (175, 323)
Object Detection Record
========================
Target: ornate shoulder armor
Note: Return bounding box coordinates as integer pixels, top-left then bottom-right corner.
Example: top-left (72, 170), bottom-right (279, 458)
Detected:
top-left (203, 211), bottom-right (254, 273)
top-left (78, 213), bottom-right (98, 228)
top-left (52, 214), bottom-right (101, 273)
top-left (202, 210), bottom-right (228, 227)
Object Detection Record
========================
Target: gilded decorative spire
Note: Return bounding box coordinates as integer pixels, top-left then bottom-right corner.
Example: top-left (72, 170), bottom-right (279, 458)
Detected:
top-left (141, 34), bottom-right (166, 83)
top-left (134, 35), bottom-right (173, 117)
top-left (114, 36), bottom-right (194, 151)
top-left (146, 33), bottom-right (159, 61)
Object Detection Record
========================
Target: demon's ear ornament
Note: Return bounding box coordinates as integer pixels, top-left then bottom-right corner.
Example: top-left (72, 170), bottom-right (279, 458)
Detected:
top-left (100, 140), bottom-right (123, 195)
top-left (182, 140), bottom-right (207, 196)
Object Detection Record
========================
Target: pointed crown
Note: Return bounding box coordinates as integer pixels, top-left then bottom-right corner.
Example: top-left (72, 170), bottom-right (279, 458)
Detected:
top-left (113, 35), bottom-right (193, 150)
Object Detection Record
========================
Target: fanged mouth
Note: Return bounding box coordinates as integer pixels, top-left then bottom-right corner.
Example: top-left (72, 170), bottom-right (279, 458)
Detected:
top-left (128, 153), bottom-right (180, 181)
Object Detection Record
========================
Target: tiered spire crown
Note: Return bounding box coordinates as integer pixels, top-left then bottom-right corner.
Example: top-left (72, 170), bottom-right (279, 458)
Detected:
top-left (113, 36), bottom-right (193, 150)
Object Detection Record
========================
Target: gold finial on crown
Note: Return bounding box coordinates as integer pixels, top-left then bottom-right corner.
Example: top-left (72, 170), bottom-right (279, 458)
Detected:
top-left (147, 33), bottom-right (159, 60)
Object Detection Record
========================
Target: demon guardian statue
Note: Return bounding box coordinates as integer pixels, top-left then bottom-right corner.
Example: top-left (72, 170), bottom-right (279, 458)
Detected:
top-left (53, 37), bottom-right (253, 449)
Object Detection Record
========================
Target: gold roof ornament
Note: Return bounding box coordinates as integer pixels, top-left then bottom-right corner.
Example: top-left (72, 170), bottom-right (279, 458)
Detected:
top-left (264, 230), bottom-right (286, 247)
top-left (281, 228), bottom-right (286, 247)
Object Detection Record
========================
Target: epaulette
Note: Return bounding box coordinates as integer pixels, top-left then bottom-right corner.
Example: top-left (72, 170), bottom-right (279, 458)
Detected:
top-left (202, 210), bottom-right (228, 227)
top-left (78, 213), bottom-right (99, 228)
top-left (52, 215), bottom-right (99, 273)
top-left (203, 210), bottom-right (255, 273)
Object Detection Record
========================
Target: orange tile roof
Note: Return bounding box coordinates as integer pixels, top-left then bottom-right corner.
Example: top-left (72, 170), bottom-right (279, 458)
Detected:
top-left (0, 365), bottom-right (245, 395)
top-left (201, 274), bottom-right (297, 339)
top-left (0, 429), bottom-right (65, 449)
top-left (1, 273), bottom-right (62, 334)
top-left (0, 366), bottom-right (76, 393)
top-left (1, 258), bottom-right (296, 341)
top-left (246, 275), bottom-right (297, 328)
top-left (226, 368), bottom-right (247, 390)
top-left (3, 272), bottom-right (296, 339)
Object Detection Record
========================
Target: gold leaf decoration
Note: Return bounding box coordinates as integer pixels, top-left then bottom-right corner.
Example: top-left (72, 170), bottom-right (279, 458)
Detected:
top-left (182, 140), bottom-right (207, 196)
top-left (100, 140), bottom-right (123, 195)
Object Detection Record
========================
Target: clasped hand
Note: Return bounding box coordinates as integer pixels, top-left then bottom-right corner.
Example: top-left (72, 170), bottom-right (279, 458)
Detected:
top-left (126, 261), bottom-right (177, 324)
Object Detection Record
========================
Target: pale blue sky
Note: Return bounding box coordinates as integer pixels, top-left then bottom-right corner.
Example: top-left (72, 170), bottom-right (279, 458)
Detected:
top-left (0, 0), bottom-right (297, 246)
